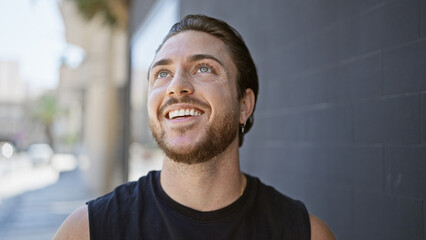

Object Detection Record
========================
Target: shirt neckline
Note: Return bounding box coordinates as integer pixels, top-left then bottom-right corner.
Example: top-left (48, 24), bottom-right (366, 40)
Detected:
top-left (151, 171), bottom-right (256, 223)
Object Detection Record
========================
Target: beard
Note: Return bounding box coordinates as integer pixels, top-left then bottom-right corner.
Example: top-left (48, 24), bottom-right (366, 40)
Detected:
top-left (149, 98), bottom-right (239, 165)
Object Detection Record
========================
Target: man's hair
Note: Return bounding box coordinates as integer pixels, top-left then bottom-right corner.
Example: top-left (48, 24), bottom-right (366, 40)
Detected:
top-left (156, 14), bottom-right (259, 147)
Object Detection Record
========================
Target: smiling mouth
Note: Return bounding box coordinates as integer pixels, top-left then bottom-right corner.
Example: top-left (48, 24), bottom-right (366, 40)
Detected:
top-left (167, 108), bottom-right (203, 119)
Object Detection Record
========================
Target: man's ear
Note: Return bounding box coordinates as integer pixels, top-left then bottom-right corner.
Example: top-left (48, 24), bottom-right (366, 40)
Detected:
top-left (239, 88), bottom-right (255, 124)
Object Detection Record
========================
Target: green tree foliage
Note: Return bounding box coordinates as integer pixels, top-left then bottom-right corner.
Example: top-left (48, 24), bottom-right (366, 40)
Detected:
top-left (73, 0), bottom-right (129, 29)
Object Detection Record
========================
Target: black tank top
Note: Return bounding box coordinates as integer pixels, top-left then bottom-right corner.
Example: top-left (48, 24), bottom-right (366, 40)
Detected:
top-left (87, 171), bottom-right (310, 239)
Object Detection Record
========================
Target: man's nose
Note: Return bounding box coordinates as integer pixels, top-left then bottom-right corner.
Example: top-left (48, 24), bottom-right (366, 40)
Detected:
top-left (166, 72), bottom-right (194, 96)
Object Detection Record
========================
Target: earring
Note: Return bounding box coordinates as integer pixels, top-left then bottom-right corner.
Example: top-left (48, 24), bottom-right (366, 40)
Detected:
top-left (241, 122), bottom-right (247, 134)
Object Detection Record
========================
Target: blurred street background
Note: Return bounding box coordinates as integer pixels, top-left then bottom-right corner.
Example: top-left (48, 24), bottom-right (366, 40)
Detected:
top-left (0, 0), bottom-right (164, 238)
top-left (0, 0), bottom-right (425, 239)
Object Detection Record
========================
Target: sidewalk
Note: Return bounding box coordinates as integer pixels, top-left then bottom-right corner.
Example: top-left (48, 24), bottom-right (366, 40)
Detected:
top-left (0, 169), bottom-right (94, 240)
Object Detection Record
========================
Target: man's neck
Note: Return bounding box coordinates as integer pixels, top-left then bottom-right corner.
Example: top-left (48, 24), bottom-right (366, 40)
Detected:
top-left (160, 140), bottom-right (246, 212)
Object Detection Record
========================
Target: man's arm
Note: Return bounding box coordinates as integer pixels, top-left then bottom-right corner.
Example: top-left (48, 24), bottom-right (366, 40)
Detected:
top-left (53, 205), bottom-right (90, 240)
top-left (310, 214), bottom-right (336, 240)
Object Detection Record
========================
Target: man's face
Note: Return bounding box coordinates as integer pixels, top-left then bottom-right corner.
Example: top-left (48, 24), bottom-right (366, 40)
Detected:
top-left (147, 30), bottom-right (241, 164)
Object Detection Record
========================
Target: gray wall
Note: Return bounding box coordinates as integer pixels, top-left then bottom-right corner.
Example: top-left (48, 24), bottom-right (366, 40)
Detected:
top-left (129, 0), bottom-right (157, 35)
top-left (131, 0), bottom-right (426, 239)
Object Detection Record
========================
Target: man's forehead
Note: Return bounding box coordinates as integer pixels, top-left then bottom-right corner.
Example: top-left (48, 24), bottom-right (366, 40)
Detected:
top-left (153, 31), bottom-right (229, 63)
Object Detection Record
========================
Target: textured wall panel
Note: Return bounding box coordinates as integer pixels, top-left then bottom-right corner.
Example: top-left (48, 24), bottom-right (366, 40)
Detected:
top-left (131, 0), bottom-right (426, 239)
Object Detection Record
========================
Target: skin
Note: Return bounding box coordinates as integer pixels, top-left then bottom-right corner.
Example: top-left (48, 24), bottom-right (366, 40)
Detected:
top-left (148, 31), bottom-right (250, 211)
top-left (54, 31), bottom-right (336, 240)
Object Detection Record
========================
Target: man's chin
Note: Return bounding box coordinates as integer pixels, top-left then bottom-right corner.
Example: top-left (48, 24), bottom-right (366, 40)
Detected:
top-left (165, 145), bottom-right (195, 156)
top-left (152, 111), bottom-right (239, 165)
top-left (165, 137), bottom-right (199, 148)
top-left (162, 145), bottom-right (207, 165)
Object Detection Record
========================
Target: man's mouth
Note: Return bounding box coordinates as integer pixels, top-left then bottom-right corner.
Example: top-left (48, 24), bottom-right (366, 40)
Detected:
top-left (167, 108), bottom-right (203, 119)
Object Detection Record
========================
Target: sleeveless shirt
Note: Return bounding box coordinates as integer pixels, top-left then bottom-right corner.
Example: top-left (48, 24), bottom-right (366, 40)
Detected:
top-left (87, 171), bottom-right (310, 239)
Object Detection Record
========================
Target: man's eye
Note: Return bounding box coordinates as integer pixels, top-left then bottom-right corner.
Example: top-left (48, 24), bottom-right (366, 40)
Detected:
top-left (198, 66), bottom-right (211, 73)
top-left (158, 71), bottom-right (169, 78)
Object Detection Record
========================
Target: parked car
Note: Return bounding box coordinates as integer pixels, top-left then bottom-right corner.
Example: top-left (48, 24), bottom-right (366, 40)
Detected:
top-left (27, 143), bottom-right (54, 166)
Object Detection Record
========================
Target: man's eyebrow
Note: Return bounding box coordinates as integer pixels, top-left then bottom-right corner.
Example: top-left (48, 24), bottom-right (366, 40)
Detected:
top-left (150, 58), bottom-right (173, 71)
top-left (148, 54), bottom-right (226, 80)
top-left (148, 58), bottom-right (172, 79)
top-left (187, 54), bottom-right (225, 68)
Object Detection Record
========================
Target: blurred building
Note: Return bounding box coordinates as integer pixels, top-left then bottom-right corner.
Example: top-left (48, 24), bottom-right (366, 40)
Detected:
top-left (0, 61), bottom-right (26, 104)
top-left (0, 61), bottom-right (26, 145)
top-left (0, 61), bottom-right (47, 149)
top-left (58, 0), bottom-right (128, 195)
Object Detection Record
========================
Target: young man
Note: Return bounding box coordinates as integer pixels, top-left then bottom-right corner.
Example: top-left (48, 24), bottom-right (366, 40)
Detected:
top-left (55, 15), bottom-right (336, 239)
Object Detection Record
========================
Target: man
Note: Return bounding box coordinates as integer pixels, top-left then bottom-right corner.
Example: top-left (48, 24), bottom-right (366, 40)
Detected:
top-left (55, 15), bottom-right (336, 239)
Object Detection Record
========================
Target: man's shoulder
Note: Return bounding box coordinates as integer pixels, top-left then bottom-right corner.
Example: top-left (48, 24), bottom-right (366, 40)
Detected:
top-left (54, 171), bottom-right (159, 239)
top-left (54, 205), bottom-right (89, 240)
top-left (245, 175), bottom-right (310, 238)
top-left (309, 214), bottom-right (336, 240)
top-left (89, 171), bottom-right (157, 207)
top-left (250, 175), bottom-right (307, 211)
top-left (252, 176), bottom-right (336, 239)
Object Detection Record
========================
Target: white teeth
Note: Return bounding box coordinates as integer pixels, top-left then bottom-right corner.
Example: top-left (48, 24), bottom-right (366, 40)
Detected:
top-left (168, 110), bottom-right (178, 119)
top-left (168, 108), bottom-right (202, 119)
top-left (171, 110), bottom-right (178, 119)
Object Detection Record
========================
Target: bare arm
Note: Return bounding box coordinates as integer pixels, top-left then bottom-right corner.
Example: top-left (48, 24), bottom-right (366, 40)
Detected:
top-left (53, 205), bottom-right (90, 240)
top-left (310, 214), bottom-right (336, 240)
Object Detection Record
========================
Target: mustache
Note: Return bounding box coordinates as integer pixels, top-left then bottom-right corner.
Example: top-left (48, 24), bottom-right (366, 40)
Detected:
top-left (158, 96), bottom-right (210, 116)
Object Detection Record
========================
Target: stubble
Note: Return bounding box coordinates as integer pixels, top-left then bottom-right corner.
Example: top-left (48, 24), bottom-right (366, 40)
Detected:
top-left (149, 98), bottom-right (239, 165)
